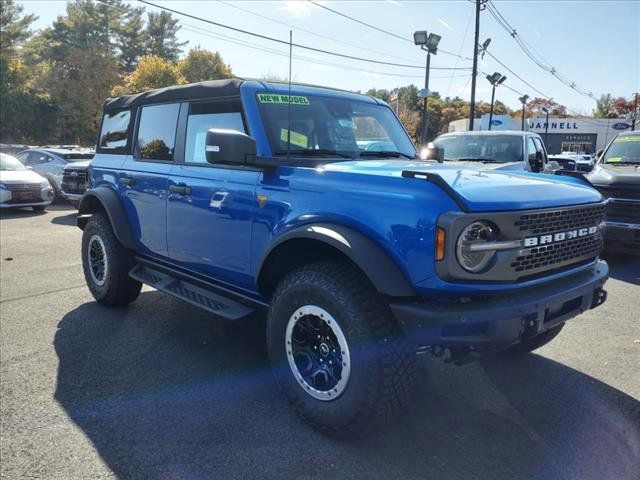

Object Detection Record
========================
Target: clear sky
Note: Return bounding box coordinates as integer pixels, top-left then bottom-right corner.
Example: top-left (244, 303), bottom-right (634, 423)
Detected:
top-left (19, 0), bottom-right (640, 115)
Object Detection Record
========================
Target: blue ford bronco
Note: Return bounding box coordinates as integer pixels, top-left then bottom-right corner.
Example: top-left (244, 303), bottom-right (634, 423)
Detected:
top-left (78, 79), bottom-right (609, 433)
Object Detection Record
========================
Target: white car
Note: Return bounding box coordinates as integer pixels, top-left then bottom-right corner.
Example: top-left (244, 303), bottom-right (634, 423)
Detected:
top-left (15, 148), bottom-right (94, 201)
top-left (0, 153), bottom-right (54, 211)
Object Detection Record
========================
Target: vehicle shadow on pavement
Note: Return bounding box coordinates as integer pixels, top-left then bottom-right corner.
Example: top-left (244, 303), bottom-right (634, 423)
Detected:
top-left (601, 251), bottom-right (640, 285)
top-left (54, 292), bottom-right (640, 480)
top-left (50, 212), bottom-right (78, 226)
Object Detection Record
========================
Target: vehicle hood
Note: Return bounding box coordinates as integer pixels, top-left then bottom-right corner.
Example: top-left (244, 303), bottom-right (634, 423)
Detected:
top-left (587, 163), bottom-right (640, 186)
top-left (64, 160), bottom-right (91, 170)
top-left (0, 169), bottom-right (46, 184)
top-left (323, 159), bottom-right (603, 211)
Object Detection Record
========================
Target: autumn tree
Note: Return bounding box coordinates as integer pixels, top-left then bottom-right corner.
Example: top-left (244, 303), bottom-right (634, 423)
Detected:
top-left (112, 55), bottom-right (185, 95)
top-left (145, 11), bottom-right (186, 62)
top-left (0, 0), bottom-right (58, 143)
top-left (178, 48), bottom-right (232, 83)
top-left (525, 97), bottom-right (567, 117)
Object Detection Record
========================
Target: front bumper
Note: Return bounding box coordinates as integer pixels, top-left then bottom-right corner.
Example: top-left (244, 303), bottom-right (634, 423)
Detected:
top-left (603, 221), bottom-right (640, 254)
top-left (391, 260), bottom-right (608, 349)
top-left (0, 199), bottom-right (52, 208)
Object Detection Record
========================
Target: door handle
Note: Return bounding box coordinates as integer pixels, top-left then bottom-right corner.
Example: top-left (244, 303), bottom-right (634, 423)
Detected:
top-left (120, 177), bottom-right (136, 186)
top-left (169, 183), bottom-right (192, 195)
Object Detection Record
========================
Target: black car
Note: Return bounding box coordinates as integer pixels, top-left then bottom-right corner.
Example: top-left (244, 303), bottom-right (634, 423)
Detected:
top-left (587, 131), bottom-right (640, 254)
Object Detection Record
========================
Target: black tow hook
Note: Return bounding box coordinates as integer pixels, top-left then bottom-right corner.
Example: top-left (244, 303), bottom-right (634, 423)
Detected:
top-left (591, 288), bottom-right (607, 309)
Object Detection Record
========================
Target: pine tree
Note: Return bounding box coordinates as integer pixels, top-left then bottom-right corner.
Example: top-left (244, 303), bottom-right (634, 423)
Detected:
top-left (145, 11), bottom-right (187, 63)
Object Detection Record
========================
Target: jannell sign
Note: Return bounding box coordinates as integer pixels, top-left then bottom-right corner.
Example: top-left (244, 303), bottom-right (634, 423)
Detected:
top-left (529, 120), bottom-right (579, 130)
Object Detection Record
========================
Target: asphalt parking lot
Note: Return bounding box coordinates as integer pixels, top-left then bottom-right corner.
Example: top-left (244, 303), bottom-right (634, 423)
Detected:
top-left (1, 204), bottom-right (639, 480)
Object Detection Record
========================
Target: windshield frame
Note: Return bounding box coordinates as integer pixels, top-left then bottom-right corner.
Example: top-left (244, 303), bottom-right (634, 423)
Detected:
top-left (601, 134), bottom-right (640, 165)
top-left (255, 91), bottom-right (417, 160)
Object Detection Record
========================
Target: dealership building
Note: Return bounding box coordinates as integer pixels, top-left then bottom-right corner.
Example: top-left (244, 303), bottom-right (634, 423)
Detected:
top-left (447, 114), bottom-right (635, 154)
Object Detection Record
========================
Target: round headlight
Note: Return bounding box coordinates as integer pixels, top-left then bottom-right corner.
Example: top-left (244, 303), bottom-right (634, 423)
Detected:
top-left (456, 221), bottom-right (498, 273)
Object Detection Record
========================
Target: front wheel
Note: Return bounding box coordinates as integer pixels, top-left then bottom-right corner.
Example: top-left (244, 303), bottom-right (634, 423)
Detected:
top-left (81, 213), bottom-right (141, 306)
top-left (267, 261), bottom-right (416, 435)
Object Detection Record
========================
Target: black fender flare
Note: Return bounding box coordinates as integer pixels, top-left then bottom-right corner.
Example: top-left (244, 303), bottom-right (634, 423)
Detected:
top-left (258, 223), bottom-right (417, 297)
top-left (77, 187), bottom-right (136, 250)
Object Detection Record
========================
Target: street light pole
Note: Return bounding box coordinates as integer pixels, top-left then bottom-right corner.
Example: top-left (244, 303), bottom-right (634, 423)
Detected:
top-left (421, 51), bottom-right (431, 145)
top-left (414, 30), bottom-right (441, 146)
top-left (488, 83), bottom-right (496, 131)
top-left (518, 95), bottom-right (529, 131)
top-left (542, 106), bottom-right (550, 145)
top-left (485, 72), bottom-right (506, 131)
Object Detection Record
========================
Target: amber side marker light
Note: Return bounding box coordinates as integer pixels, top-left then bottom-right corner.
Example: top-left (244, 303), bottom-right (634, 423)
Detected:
top-left (435, 227), bottom-right (446, 261)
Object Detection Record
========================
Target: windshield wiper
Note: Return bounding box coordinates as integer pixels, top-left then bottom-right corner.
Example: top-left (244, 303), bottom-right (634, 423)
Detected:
top-left (605, 161), bottom-right (639, 166)
top-left (274, 149), bottom-right (353, 159)
top-left (359, 151), bottom-right (416, 159)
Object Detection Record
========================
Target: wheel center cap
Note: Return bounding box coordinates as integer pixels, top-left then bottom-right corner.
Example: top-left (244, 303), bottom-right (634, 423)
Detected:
top-left (319, 343), bottom-right (330, 357)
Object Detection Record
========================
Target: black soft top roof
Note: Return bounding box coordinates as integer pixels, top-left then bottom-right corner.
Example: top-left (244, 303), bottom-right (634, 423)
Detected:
top-left (103, 78), bottom-right (244, 111)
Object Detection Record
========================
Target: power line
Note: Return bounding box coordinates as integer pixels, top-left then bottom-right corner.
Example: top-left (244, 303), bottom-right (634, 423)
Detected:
top-left (485, 0), bottom-right (596, 99)
top-left (181, 21), bottom-right (471, 80)
top-left (138, 0), bottom-right (470, 71)
top-left (306, 0), bottom-right (472, 60)
top-left (215, 0), bottom-right (421, 64)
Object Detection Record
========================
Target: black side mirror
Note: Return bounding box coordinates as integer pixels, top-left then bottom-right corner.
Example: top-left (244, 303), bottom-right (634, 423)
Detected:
top-left (529, 151), bottom-right (544, 172)
top-left (563, 159), bottom-right (577, 171)
top-left (205, 129), bottom-right (257, 165)
top-left (595, 148), bottom-right (604, 161)
top-left (422, 144), bottom-right (444, 162)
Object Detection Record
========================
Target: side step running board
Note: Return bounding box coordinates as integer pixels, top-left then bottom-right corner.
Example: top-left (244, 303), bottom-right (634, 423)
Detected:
top-left (129, 264), bottom-right (254, 320)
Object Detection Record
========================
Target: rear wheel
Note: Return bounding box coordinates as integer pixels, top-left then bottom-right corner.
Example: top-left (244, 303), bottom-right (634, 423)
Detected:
top-left (267, 261), bottom-right (416, 435)
top-left (502, 323), bottom-right (565, 355)
top-left (81, 213), bottom-right (141, 306)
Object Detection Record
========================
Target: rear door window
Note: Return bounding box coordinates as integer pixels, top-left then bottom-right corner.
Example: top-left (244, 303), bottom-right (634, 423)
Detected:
top-left (136, 103), bottom-right (180, 162)
top-left (98, 110), bottom-right (131, 153)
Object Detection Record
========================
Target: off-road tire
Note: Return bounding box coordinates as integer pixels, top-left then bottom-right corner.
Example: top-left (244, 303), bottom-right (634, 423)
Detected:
top-left (502, 323), bottom-right (565, 355)
top-left (81, 213), bottom-right (141, 306)
top-left (267, 260), bottom-right (417, 435)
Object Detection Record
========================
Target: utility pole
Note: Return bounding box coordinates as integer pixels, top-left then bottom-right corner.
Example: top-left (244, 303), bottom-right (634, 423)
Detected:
top-left (633, 92), bottom-right (638, 131)
top-left (469, 0), bottom-right (485, 131)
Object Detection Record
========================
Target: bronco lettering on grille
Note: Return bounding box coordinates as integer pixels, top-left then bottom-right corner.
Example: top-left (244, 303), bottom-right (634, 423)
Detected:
top-left (523, 226), bottom-right (599, 247)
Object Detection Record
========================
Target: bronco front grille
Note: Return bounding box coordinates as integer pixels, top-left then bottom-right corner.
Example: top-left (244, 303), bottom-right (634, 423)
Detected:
top-left (509, 203), bottom-right (605, 277)
top-left (510, 233), bottom-right (603, 273)
top-left (514, 203), bottom-right (606, 235)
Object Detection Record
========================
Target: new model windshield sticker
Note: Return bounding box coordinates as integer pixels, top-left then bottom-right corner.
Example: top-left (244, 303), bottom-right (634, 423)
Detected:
top-left (605, 157), bottom-right (623, 162)
top-left (280, 128), bottom-right (308, 148)
top-left (257, 93), bottom-right (310, 105)
top-left (617, 135), bottom-right (640, 142)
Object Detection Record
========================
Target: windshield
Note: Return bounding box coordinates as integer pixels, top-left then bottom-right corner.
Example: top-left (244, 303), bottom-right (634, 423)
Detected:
top-left (434, 134), bottom-right (523, 163)
top-left (256, 92), bottom-right (416, 159)
top-left (0, 153), bottom-right (27, 171)
top-left (602, 135), bottom-right (640, 164)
